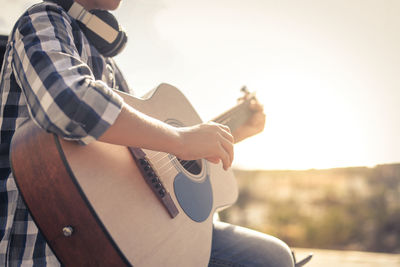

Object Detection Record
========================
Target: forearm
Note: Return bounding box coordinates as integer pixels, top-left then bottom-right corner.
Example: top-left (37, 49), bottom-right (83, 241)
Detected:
top-left (98, 102), bottom-right (181, 155)
top-left (99, 102), bottom-right (234, 170)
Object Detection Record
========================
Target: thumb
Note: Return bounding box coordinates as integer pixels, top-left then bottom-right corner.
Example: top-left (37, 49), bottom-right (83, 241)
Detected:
top-left (205, 157), bottom-right (221, 164)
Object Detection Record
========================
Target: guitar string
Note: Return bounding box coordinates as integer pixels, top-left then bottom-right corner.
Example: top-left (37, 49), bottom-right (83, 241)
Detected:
top-left (141, 146), bottom-right (201, 174)
top-left (148, 153), bottom-right (199, 177)
top-left (148, 151), bottom-right (165, 164)
top-left (142, 150), bottom-right (194, 175)
top-left (138, 97), bottom-right (253, 177)
top-left (212, 97), bottom-right (252, 126)
top-left (149, 151), bottom-right (197, 171)
top-left (146, 153), bottom-right (195, 178)
top-left (159, 160), bottom-right (197, 177)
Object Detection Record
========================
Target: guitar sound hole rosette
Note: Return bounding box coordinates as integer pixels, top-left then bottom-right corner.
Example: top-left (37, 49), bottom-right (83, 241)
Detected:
top-left (177, 159), bottom-right (202, 175)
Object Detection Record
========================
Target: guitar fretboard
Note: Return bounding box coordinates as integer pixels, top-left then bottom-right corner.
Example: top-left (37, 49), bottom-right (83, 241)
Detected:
top-left (212, 93), bottom-right (255, 132)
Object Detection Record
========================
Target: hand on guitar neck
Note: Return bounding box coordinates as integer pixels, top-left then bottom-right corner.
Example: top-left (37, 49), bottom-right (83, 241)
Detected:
top-left (213, 86), bottom-right (266, 144)
top-left (232, 95), bottom-right (266, 143)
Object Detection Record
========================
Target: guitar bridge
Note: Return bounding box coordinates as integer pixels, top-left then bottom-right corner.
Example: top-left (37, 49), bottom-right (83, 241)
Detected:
top-left (128, 147), bottom-right (179, 218)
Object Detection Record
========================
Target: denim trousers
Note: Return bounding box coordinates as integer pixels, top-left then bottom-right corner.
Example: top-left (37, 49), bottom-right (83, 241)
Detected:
top-left (209, 221), bottom-right (294, 267)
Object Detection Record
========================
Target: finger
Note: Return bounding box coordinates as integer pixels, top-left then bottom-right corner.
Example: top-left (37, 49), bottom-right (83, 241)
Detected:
top-left (220, 128), bottom-right (234, 144)
top-left (216, 124), bottom-right (234, 143)
top-left (208, 122), bottom-right (234, 143)
top-left (250, 112), bottom-right (266, 126)
top-left (236, 96), bottom-right (246, 103)
top-left (217, 142), bottom-right (231, 170)
top-left (209, 121), bottom-right (232, 134)
top-left (205, 157), bottom-right (220, 164)
top-left (218, 136), bottom-right (234, 170)
top-left (250, 99), bottom-right (264, 112)
top-left (220, 134), bottom-right (234, 163)
top-left (219, 123), bottom-right (232, 133)
top-left (237, 91), bottom-right (252, 103)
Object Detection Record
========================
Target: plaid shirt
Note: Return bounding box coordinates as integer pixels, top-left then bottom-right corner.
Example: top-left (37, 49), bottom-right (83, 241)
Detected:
top-left (0, 2), bottom-right (131, 266)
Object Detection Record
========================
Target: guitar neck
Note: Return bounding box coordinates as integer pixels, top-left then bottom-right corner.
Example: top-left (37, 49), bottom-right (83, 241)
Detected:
top-left (212, 96), bottom-right (255, 132)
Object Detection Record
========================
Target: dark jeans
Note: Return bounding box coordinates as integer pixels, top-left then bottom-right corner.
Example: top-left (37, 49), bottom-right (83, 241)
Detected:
top-left (209, 221), bottom-right (294, 267)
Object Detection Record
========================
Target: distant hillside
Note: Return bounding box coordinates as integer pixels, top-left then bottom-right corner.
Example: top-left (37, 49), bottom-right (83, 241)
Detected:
top-left (219, 163), bottom-right (400, 253)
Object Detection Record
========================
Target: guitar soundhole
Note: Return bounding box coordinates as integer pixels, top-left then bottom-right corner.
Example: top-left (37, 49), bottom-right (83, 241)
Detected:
top-left (177, 159), bottom-right (202, 175)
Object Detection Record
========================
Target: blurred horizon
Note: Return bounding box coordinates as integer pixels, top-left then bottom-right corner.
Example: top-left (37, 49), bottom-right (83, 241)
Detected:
top-left (2, 0), bottom-right (400, 170)
top-left (222, 163), bottom-right (400, 254)
top-left (234, 161), bottom-right (400, 171)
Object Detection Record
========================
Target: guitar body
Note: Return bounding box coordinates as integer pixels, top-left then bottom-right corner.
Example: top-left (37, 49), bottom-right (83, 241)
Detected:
top-left (11, 83), bottom-right (238, 267)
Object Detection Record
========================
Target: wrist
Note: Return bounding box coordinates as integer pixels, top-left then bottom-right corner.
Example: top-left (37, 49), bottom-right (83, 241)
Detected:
top-left (162, 125), bottom-right (184, 157)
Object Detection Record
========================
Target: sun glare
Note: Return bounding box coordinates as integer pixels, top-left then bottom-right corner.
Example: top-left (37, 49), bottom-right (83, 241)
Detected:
top-left (114, 0), bottom-right (400, 170)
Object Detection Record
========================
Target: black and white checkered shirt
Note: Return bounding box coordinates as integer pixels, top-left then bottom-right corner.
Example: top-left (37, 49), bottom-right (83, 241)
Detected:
top-left (0, 2), bottom-right (131, 265)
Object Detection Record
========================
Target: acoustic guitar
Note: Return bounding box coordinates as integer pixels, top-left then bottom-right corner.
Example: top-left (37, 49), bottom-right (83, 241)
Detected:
top-left (10, 83), bottom-right (256, 266)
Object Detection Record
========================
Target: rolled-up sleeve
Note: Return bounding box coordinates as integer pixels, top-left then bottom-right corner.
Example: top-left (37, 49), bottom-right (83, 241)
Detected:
top-left (11, 4), bottom-right (123, 145)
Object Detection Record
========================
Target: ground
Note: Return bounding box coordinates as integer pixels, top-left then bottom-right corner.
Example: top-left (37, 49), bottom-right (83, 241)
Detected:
top-left (294, 248), bottom-right (400, 267)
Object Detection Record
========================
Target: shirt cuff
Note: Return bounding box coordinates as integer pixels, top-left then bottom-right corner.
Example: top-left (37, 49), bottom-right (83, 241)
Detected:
top-left (75, 86), bottom-right (124, 145)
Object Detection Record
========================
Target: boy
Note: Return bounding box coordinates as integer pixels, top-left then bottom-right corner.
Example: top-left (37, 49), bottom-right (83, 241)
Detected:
top-left (0, 0), bottom-right (294, 266)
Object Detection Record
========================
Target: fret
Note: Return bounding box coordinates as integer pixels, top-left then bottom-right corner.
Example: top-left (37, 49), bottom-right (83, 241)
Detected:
top-left (212, 92), bottom-right (256, 132)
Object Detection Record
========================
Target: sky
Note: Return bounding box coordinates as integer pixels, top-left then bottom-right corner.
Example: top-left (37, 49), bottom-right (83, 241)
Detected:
top-left (2, 0), bottom-right (400, 170)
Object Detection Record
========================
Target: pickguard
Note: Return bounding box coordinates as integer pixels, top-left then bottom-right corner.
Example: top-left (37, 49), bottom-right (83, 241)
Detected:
top-left (173, 172), bottom-right (213, 222)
